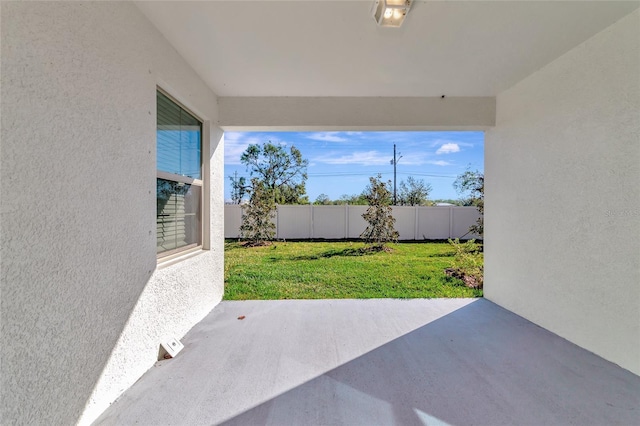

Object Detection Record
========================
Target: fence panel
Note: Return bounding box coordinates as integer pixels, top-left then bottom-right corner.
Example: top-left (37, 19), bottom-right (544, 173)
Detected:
top-left (276, 205), bottom-right (312, 239)
top-left (312, 205), bottom-right (347, 239)
top-left (391, 206), bottom-right (417, 240)
top-left (224, 205), bottom-right (243, 238)
top-left (452, 207), bottom-right (482, 239)
top-left (347, 206), bottom-right (368, 238)
top-left (416, 207), bottom-right (451, 239)
top-left (224, 204), bottom-right (482, 240)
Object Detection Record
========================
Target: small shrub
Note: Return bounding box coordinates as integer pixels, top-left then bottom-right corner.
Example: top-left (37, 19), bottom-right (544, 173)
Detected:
top-left (360, 174), bottom-right (399, 251)
top-left (240, 178), bottom-right (276, 246)
top-left (454, 169), bottom-right (484, 237)
top-left (446, 239), bottom-right (483, 289)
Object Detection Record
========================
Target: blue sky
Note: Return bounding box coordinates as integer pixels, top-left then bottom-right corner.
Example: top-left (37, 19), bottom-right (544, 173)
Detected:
top-left (224, 131), bottom-right (484, 202)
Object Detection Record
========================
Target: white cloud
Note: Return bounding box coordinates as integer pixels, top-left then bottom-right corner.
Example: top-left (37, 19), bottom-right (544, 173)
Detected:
top-left (306, 132), bottom-right (348, 142)
top-left (430, 139), bottom-right (473, 148)
top-left (224, 144), bottom-right (249, 165)
top-left (314, 150), bottom-right (390, 166)
top-left (395, 153), bottom-right (430, 166)
top-left (224, 133), bottom-right (290, 165)
top-left (436, 143), bottom-right (460, 155)
top-left (314, 151), bottom-right (430, 166)
top-left (427, 160), bottom-right (452, 167)
top-left (223, 133), bottom-right (261, 165)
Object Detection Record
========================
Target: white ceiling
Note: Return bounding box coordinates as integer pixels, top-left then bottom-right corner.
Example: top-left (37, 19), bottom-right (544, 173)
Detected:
top-left (136, 1), bottom-right (639, 97)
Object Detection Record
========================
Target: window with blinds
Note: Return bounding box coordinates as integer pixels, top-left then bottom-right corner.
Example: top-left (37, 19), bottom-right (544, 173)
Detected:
top-left (156, 90), bottom-right (203, 258)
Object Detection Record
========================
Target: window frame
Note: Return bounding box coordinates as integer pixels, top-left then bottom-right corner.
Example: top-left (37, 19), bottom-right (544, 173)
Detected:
top-left (156, 87), bottom-right (205, 262)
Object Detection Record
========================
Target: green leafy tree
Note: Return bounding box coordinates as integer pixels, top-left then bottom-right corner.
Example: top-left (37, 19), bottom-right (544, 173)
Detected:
top-left (360, 175), bottom-right (399, 250)
top-left (240, 178), bottom-right (276, 245)
top-left (335, 193), bottom-right (368, 205)
top-left (240, 142), bottom-right (309, 204)
top-left (398, 176), bottom-right (432, 206)
top-left (454, 168), bottom-right (484, 236)
top-left (278, 184), bottom-right (309, 205)
top-left (314, 193), bottom-right (331, 205)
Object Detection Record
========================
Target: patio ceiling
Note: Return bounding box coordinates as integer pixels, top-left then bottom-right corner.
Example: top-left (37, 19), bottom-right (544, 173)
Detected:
top-left (135, 1), bottom-right (638, 97)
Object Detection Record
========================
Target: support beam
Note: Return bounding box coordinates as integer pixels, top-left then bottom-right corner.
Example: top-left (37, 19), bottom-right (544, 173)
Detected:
top-left (218, 97), bottom-right (495, 131)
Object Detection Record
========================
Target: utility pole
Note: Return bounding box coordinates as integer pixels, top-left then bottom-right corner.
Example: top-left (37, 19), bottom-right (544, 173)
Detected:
top-left (232, 171), bottom-right (236, 202)
top-left (230, 171), bottom-right (246, 204)
top-left (390, 144), bottom-right (402, 205)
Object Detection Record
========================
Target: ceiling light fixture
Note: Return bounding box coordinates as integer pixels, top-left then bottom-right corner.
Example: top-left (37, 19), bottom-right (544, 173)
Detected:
top-left (372, 0), bottom-right (412, 27)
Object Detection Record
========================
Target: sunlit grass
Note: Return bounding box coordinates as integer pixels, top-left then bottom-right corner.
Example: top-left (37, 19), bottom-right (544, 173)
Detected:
top-left (224, 241), bottom-right (482, 300)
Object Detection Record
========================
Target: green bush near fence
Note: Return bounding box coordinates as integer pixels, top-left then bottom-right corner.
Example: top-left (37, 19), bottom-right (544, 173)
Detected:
top-left (224, 240), bottom-right (483, 300)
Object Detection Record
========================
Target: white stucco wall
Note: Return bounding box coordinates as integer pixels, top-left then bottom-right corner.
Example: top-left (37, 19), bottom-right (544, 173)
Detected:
top-left (1, 3), bottom-right (224, 425)
top-left (218, 96), bottom-right (495, 131)
top-left (485, 10), bottom-right (639, 375)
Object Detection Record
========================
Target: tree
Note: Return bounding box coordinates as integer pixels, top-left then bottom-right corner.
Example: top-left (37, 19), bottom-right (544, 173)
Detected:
top-left (398, 176), bottom-right (432, 206)
top-left (335, 193), bottom-right (368, 205)
top-left (314, 193), bottom-right (331, 205)
top-left (454, 168), bottom-right (484, 236)
top-left (240, 178), bottom-right (276, 245)
top-left (229, 171), bottom-right (247, 204)
top-left (431, 199), bottom-right (463, 206)
top-left (278, 184), bottom-right (309, 205)
top-left (360, 175), bottom-right (399, 250)
top-left (240, 142), bottom-right (309, 204)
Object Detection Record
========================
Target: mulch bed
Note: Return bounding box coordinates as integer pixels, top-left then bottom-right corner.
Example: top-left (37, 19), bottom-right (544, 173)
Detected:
top-left (445, 268), bottom-right (482, 289)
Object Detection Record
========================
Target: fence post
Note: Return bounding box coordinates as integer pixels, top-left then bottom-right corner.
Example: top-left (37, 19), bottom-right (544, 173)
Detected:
top-left (345, 204), bottom-right (349, 239)
top-left (449, 206), bottom-right (454, 239)
top-left (414, 206), bottom-right (419, 240)
top-left (310, 204), bottom-right (314, 239)
top-left (276, 205), bottom-right (280, 240)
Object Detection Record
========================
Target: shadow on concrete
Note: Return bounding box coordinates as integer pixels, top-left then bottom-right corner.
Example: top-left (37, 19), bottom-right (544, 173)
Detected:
top-left (95, 299), bottom-right (640, 425)
top-left (221, 301), bottom-right (640, 425)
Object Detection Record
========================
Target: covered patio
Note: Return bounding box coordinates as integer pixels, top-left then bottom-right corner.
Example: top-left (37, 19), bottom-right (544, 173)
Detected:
top-left (95, 299), bottom-right (640, 425)
top-left (2, 2), bottom-right (638, 424)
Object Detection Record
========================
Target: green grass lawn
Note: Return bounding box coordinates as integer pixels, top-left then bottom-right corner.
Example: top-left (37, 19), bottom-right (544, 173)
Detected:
top-left (224, 240), bottom-right (482, 300)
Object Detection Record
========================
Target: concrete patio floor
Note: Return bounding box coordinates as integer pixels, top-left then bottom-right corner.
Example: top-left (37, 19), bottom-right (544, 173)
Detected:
top-left (94, 298), bottom-right (640, 425)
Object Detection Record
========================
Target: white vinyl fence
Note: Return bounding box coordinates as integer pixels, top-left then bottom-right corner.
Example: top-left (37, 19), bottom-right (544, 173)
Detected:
top-left (225, 205), bottom-right (482, 240)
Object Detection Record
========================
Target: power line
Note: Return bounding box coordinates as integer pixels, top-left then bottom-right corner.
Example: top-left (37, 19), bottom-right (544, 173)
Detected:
top-left (229, 171), bottom-right (457, 179)
top-left (308, 172), bottom-right (456, 178)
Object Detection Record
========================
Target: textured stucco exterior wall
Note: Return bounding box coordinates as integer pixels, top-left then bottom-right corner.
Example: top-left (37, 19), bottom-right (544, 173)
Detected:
top-left (1, 2), bottom-right (224, 425)
top-left (485, 10), bottom-right (640, 375)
